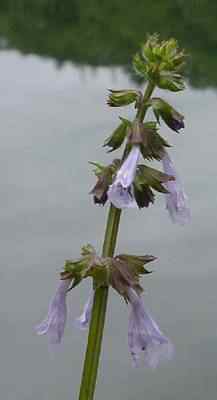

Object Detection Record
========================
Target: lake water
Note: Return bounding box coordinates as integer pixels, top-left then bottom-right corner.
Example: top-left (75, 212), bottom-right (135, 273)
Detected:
top-left (0, 4), bottom-right (217, 400)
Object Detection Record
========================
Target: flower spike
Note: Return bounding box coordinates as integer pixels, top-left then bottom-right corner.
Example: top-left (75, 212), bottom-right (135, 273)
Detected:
top-left (36, 36), bottom-right (190, 398)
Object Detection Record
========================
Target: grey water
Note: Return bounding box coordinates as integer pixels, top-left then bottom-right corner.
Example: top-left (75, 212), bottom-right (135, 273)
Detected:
top-left (0, 3), bottom-right (217, 400)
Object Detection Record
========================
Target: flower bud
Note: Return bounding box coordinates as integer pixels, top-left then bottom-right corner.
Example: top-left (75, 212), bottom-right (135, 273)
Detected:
top-left (107, 89), bottom-right (142, 108)
top-left (133, 35), bottom-right (186, 89)
top-left (90, 159), bottom-right (120, 205)
top-left (90, 176), bottom-right (109, 205)
top-left (157, 71), bottom-right (185, 92)
top-left (151, 97), bottom-right (184, 132)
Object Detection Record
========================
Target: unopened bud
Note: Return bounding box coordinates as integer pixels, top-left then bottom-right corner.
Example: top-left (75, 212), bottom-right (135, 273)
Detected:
top-left (107, 89), bottom-right (142, 108)
top-left (151, 97), bottom-right (184, 132)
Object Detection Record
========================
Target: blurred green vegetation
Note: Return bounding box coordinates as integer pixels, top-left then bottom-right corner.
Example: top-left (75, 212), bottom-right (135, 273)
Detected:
top-left (0, 0), bottom-right (217, 87)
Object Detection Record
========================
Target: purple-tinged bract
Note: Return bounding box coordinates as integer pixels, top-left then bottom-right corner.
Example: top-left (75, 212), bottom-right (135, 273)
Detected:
top-left (127, 288), bottom-right (173, 368)
top-left (35, 279), bottom-right (71, 344)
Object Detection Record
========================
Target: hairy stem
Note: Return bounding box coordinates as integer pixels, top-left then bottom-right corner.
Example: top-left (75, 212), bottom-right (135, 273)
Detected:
top-left (78, 80), bottom-right (155, 400)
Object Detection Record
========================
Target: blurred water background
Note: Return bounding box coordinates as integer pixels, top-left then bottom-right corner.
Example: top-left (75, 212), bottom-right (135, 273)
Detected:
top-left (0, 1), bottom-right (217, 399)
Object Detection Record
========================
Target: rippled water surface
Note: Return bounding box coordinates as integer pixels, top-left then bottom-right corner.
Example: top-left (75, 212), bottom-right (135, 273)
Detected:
top-left (0, 2), bottom-right (217, 399)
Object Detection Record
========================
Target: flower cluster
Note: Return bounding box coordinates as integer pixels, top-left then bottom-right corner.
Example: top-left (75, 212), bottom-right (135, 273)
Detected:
top-left (133, 34), bottom-right (186, 92)
top-left (36, 246), bottom-right (172, 367)
top-left (91, 120), bottom-right (190, 224)
top-left (90, 35), bottom-right (190, 224)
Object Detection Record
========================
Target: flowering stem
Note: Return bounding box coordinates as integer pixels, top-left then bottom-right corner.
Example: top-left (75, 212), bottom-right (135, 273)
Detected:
top-left (78, 81), bottom-right (155, 400)
top-left (137, 80), bottom-right (155, 121)
top-left (78, 205), bottom-right (121, 400)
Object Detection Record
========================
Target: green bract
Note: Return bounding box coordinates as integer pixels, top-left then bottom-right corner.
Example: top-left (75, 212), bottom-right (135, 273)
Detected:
top-left (139, 122), bottom-right (170, 161)
top-left (133, 164), bottom-right (174, 208)
top-left (62, 245), bottom-right (110, 289)
top-left (61, 246), bottom-right (156, 293)
top-left (103, 118), bottom-right (131, 152)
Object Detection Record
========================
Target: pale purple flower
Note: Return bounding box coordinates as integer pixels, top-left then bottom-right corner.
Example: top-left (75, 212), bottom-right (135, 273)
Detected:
top-left (162, 151), bottom-right (190, 224)
top-left (35, 279), bottom-right (71, 344)
top-left (127, 288), bottom-right (173, 368)
top-left (74, 294), bottom-right (93, 330)
top-left (115, 145), bottom-right (140, 188)
top-left (108, 184), bottom-right (137, 209)
top-left (108, 145), bottom-right (140, 209)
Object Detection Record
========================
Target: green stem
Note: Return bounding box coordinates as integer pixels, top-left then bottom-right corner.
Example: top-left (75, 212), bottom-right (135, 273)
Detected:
top-left (78, 205), bottom-right (121, 400)
top-left (78, 80), bottom-right (155, 400)
top-left (137, 80), bottom-right (155, 121)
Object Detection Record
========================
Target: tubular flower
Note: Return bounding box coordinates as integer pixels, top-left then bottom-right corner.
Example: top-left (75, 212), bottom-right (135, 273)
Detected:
top-left (74, 294), bottom-right (94, 330)
top-left (108, 146), bottom-right (140, 209)
top-left (162, 151), bottom-right (190, 224)
top-left (35, 279), bottom-right (71, 344)
top-left (127, 288), bottom-right (173, 368)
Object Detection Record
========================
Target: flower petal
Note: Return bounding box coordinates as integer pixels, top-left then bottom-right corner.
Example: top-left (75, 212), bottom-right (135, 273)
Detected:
top-left (116, 146), bottom-right (140, 188)
top-left (74, 294), bottom-right (93, 330)
top-left (127, 288), bottom-right (173, 368)
top-left (162, 151), bottom-right (190, 224)
top-left (108, 184), bottom-right (137, 209)
top-left (35, 279), bottom-right (71, 344)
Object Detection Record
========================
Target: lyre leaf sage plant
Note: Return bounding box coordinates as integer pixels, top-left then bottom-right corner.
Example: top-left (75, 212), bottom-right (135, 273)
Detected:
top-left (36, 35), bottom-right (190, 400)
